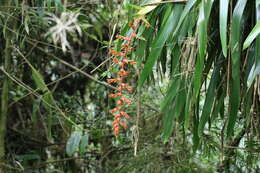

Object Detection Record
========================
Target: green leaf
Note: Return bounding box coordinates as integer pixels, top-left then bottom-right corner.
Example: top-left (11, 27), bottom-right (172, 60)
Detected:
top-left (162, 105), bottom-right (175, 143)
top-left (66, 131), bottom-right (82, 157)
top-left (138, 5), bottom-right (183, 87)
top-left (198, 65), bottom-right (220, 134)
top-left (243, 21), bottom-right (260, 50)
top-left (79, 135), bottom-right (89, 154)
top-left (160, 77), bottom-right (181, 112)
top-left (32, 68), bottom-right (46, 92)
top-left (219, 0), bottom-right (229, 57)
top-left (137, 0), bottom-right (162, 16)
top-left (172, 0), bottom-right (198, 38)
top-left (247, 1), bottom-right (260, 88)
top-left (194, 0), bottom-right (214, 97)
top-left (227, 0), bottom-right (248, 137)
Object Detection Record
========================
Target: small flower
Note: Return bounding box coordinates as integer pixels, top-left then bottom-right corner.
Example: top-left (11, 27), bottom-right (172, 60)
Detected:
top-left (117, 100), bottom-right (123, 105)
top-left (110, 107), bottom-right (122, 113)
top-left (129, 61), bottom-right (137, 65)
top-left (120, 111), bottom-right (130, 119)
top-left (120, 96), bottom-right (132, 104)
top-left (116, 35), bottom-right (131, 41)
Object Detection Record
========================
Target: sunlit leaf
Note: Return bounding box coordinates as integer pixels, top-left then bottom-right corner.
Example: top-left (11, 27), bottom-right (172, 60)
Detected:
top-left (220, 0), bottom-right (229, 57)
top-left (243, 22), bottom-right (260, 50)
top-left (66, 131), bottom-right (82, 156)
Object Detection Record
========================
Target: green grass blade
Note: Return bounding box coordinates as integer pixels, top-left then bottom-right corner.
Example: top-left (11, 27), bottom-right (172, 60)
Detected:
top-left (227, 0), bottom-right (248, 137)
top-left (219, 0), bottom-right (229, 57)
top-left (243, 21), bottom-right (260, 50)
top-left (138, 5), bottom-right (183, 87)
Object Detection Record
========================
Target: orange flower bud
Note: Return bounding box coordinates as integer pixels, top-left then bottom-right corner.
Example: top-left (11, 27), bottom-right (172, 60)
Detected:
top-left (116, 35), bottom-right (131, 41)
top-left (117, 100), bottom-right (123, 105)
top-left (120, 111), bottom-right (130, 119)
top-left (130, 61), bottom-right (137, 65)
top-left (130, 33), bottom-right (137, 38)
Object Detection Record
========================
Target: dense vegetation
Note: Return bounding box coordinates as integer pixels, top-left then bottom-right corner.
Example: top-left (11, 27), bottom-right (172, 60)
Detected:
top-left (0, 0), bottom-right (259, 172)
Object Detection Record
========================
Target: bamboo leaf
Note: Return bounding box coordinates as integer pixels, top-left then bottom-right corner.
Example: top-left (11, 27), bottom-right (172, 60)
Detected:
top-left (32, 68), bottom-right (46, 92)
top-left (162, 105), bottom-right (175, 143)
top-left (172, 0), bottom-right (197, 38)
top-left (247, 1), bottom-right (260, 88)
top-left (198, 66), bottom-right (220, 134)
top-left (227, 0), bottom-right (248, 137)
top-left (243, 21), bottom-right (260, 50)
top-left (161, 77), bottom-right (181, 112)
top-left (138, 5), bottom-right (183, 87)
top-left (219, 0), bottom-right (229, 57)
top-left (137, 0), bottom-right (162, 16)
top-left (194, 0), bottom-right (214, 97)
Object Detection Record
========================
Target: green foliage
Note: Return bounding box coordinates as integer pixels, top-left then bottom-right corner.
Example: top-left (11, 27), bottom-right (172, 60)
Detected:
top-left (0, 0), bottom-right (259, 172)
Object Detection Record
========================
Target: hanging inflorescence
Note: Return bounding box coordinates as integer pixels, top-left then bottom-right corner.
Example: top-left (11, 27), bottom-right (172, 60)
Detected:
top-left (107, 18), bottom-right (148, 136)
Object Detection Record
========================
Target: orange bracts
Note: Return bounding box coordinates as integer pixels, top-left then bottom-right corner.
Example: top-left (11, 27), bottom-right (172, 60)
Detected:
top-left (116, 35), bottom-right (131, 41)
top-left (107, 78), bottom-right (122, 83)
top-left (108, 18), bottom-right (145, 136)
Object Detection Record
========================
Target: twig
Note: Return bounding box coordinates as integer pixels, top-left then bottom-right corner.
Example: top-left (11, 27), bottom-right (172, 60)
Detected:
top-left (90, 57), bottom-right (112, 74)
top-left (26, 39), bottom-right (117, 90)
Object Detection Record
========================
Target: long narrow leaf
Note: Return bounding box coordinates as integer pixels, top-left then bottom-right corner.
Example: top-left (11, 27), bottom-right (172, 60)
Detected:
top-left (243, 21), bottom-right (260, 50)
top-left (227, 0), bottom-right (248, 137)
top-left (138, 5), bottom-right (183, 87)
top-left (194, 0), bottom-right (214, 97)
top-left (219, 0), bottom-right (229, 57)
top-left (198, 65), bottom-right (220, 134)
top-left (247, 1), bottom-right (260, 88)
